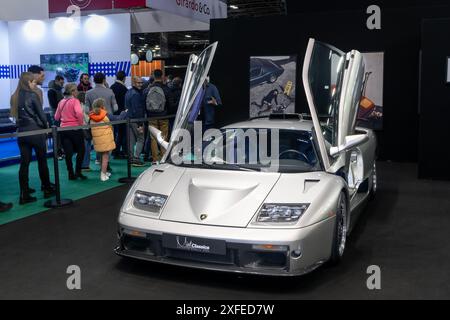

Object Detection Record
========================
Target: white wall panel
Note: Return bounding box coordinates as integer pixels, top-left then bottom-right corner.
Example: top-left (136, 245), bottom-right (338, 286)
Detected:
top-left (6, 13), bottom-right (131, 108)
top-left (0, 0), bottom-right (48, 21)
top-left (0, 20), bottom-right (10, 109)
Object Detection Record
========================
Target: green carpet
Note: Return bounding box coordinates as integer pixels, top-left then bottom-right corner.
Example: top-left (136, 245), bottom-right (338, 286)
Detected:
top-left (0, 154), bottom-right (150, 226)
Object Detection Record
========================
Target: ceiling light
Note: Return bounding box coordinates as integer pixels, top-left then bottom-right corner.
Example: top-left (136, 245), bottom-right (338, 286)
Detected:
top-left (24, 20), bottom-right (46, 41)
top-left (230, 5), bottom-right (239, 10)
top-left (185, 34), bottom-right (192, 38)
top-left (54, 17), bottom-right (76, 38)
top-left (85, 15), bottom-right (109, 37)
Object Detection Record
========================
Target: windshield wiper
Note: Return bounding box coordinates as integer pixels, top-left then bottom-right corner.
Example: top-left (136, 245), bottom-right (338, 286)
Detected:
top-left (167, 159), bottom-right (261, 172)
top-left (202, 162), bottom-right (261, 172)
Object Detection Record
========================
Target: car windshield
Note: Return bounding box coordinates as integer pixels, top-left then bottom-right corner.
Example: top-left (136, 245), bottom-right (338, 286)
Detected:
top-left (166, 129), bottom-right (321, 173)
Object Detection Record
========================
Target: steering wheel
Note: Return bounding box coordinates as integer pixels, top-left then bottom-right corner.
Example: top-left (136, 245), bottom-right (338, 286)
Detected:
top-left (279, 149), bottom-right (310, 162)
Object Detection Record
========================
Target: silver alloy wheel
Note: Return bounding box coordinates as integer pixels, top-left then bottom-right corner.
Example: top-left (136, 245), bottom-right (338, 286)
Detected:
top-left (337, 196), bottom-right (347, 257)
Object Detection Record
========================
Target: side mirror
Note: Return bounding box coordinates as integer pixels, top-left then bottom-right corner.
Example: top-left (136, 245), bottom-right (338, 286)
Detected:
top-left (329, 134), bottom-right (369, 157)
top-left (149, 125), bottom-right (169, 150)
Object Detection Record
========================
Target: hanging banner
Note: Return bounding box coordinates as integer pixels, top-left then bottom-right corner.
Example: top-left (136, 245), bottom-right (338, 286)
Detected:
top-left (146, 0), bottom-right (228, 23)
top-left (49, 0), bottom-right (147, 14)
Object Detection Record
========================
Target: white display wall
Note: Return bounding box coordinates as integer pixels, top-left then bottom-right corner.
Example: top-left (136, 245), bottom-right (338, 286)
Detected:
top-left (1, 13), bottom-right (131, 109)
top-left (131, 10), bottom-right (209, 33)
top-left (0, 20), bottom-right (10, 109)
top-left (0, 0), bottom-right (48, 21)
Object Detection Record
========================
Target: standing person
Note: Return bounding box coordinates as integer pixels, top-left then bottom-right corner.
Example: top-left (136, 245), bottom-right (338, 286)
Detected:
top-left (144, 69), bottom-right (171, 163)
top-left (85, 73), bottom-right (118, 115)
top-left (47, 75), bottom-right (65, 114)
top-left (78, 92), bottom-right (92, 172)
top-left (10, 72), bottom-right (55, 204)
top-left (110, 71), bottom-right (128, 159)
top-left (168, 77), bottom-right (183, 136)
top-left (27, 65), bottom-right (45, 103)
top-left (200, 77), bottom-right (223, 132)
top-left (166, 74), bottom-right (174, 89)
top-left (125, 76), bottom-right (145, 167)
top-left (85, 72), bottom-right (118, 171)
top-left (54, 84), bottom-right (87, 181)
top-left (89, 98), bottom-right (116, 182)
top-left (142, 76), bottom-right (154, 91)
top-left (0, 201), bottom-right (13, 213)
top-left (77, 73), bottom-right (93, 93)
top-left (48, 75), bottom-right (65, 159)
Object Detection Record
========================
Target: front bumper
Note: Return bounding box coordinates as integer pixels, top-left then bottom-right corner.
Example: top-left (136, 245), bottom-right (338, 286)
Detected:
top-left (116, 212), bottom-right (335, 276)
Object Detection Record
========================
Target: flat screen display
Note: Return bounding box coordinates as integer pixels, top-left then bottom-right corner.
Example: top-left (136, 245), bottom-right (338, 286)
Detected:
top-left (40, 53), bottom-right (89, 88)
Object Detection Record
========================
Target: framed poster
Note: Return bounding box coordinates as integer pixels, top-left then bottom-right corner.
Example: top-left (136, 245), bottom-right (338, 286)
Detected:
top-left (249, 56), bottom-right (296, 118)
top-left (358, 52), bottom-right (384, 130)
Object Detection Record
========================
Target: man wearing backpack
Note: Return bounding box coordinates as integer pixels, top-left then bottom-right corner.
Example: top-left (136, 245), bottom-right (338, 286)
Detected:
top-left (144, 69), bottom-right (171, 163)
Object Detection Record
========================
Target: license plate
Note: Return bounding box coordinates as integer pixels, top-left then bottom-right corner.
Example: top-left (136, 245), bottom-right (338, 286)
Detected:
top-left (162, 234), bottom-right (226, 255)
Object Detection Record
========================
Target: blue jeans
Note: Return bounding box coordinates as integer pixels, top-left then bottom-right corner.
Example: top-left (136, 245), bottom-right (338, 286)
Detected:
top-left (82, 139), bottom-right (91, 168)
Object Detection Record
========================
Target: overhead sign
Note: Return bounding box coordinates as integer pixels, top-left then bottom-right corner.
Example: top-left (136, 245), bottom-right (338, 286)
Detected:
top-left (49, 0), bottom-right (147, 14)
top-left (146, 0), bottom-right (228, 23)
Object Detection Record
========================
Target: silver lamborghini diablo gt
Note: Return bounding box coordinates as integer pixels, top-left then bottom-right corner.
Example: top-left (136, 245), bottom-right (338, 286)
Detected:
top-left (115, 39), bottom-right (377, 276)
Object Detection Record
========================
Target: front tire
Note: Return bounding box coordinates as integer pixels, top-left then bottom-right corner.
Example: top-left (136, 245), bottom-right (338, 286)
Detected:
top-left (329, 192), bottom-right (348, 265)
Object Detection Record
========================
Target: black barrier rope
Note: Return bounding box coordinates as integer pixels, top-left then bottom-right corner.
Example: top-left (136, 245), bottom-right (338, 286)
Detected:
top-left (0, 116), bottom-right (174, 139)
top-left (0, 115), bottom-right (175, 209)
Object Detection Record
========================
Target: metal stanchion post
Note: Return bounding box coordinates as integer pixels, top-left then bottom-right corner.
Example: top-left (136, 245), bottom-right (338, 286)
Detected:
top-left (119, 118), bottom-right (136, 184)
top-left (44, 126), bottom-right (73, 208)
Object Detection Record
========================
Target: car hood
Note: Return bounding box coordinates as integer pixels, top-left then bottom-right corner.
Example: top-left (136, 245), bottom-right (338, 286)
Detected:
top-left (130, 164), bottom-right (280, 228)
top-left (160, 167), bottom-right (281, 228)
top-left (127, 165), bottom-right (342, 229)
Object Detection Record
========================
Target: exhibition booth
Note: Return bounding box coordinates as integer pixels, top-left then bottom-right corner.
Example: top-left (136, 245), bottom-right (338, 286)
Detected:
top-left (0, 0), bottom-right (226, 163)
top-left (210, 1), bottom-right (450, 180)
top-left (0, 2), bottom-right (224, 110)
top-left (0, 13), bottom-right (132, 109)
top-left (0, 0), bottom-right (227, 225)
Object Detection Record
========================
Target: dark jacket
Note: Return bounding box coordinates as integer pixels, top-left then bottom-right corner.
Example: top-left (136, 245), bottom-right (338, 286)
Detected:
top-left (125, 87), bottom-right (145, 120)
top-left (201, 83), bottom-right (222, 126)
top-left (110, 81), bottom-right (128, 114)
top-left (143, 81), bottom-right (171, 117)
top-left (47, 80), bottom-right (64, 111)
top-left (169, 86), bottom-right (182, 116)
top-left (77, 82), bottom-right (92, 93)
top-left (17, 90), bottom-right (48, 132)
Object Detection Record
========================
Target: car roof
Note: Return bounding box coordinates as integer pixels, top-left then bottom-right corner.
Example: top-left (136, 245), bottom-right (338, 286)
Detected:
top-left (222, 118), bottom-right (314, 131)
top-left (251, 57), bottom-right (277, 67)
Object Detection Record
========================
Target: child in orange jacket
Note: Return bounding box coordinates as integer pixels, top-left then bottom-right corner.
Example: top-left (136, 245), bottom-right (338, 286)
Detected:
top-left (89, 98), bottom-right (116, 182)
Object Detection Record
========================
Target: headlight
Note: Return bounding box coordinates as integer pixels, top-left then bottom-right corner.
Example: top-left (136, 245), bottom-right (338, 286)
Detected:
top-left (257, 204), bottom-right (309, 223)
top-left (133, 191), bottom-right (167, 214)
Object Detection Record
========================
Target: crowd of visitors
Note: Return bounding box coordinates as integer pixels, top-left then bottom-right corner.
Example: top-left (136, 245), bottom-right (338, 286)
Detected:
top-left (1, 65), bottom-right (222, 211)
